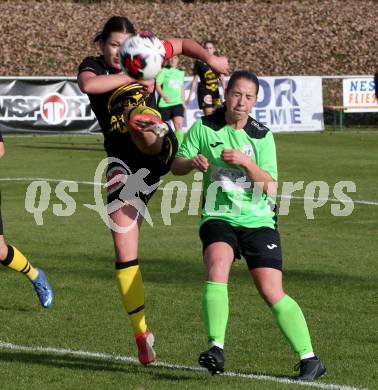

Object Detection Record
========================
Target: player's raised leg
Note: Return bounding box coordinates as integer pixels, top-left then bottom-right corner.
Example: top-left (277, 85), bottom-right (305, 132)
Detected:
top-left (126, 105), bottom-right (169, 155)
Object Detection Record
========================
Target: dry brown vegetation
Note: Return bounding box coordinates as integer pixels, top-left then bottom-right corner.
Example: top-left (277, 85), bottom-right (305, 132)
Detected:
top-left (0, 0), bottom-right (377, 105)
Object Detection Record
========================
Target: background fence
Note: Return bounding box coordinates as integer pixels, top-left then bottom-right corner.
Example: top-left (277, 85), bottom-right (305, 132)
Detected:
top-left (0, 75), bottom-right (376, 134)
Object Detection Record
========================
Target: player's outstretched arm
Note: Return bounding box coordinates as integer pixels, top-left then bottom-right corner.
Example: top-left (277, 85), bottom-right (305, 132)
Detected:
top-left (171, 155), bottom-right (209, 175)
top-left (171, 157), bottom-right (193, 175)
top-left (219, 74), bottom-right (227, 94)
top-left (186, 75), bottom-right (198, 107)
top-left (221, 149), bottom-right (276, 195)
top-left (155, 82), bottom-right (170, 103)
top-left (78, 71), bottom-right (155, 95)
top-left (168, 38), bottom-right (229, 75)
top-left (78, 71), bottom-right (133, 94)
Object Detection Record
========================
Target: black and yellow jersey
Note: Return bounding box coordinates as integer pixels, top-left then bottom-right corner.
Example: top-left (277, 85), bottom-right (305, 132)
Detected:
top-left (193, 60), bottom-right (219, 93)
top-left (78, 55), bottom-right (156, 154)
top-left (78, 36), bottom-right (174, 156)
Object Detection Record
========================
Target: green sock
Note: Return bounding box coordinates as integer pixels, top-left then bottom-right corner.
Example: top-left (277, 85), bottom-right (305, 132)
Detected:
top-left (271, 295), bottom-right (313, 357)
top-left (202, 281), bottom-right (228, 348)
top-left (175, 130), bottom-right (185, 146)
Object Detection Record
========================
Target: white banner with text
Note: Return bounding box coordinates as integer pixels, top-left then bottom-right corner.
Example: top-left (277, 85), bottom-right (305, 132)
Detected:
top-left (0, 76), bottom-right (324, 133)
top-left (342, 77), bottom-right (378, 112)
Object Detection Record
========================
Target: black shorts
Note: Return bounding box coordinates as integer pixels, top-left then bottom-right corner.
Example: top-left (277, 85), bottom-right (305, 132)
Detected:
top-left (106, 126), bottom-right (178, 205)
top-left (197, 87), bottom-right (222, 109)
top-left (159, 104), bottom-right (184, 122)
top-left (199, 219), bottom-right (282, 270)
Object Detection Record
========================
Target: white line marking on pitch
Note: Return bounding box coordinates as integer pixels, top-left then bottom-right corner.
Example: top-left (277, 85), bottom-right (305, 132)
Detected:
top-left (1, 177), bottom-right (377, 206)
top-left (0, 341), bottom-right (368, 390)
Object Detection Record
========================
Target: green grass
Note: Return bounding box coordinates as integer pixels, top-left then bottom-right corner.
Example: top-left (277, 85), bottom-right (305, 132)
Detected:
top-left (0, 131), bottom-right (377, 390)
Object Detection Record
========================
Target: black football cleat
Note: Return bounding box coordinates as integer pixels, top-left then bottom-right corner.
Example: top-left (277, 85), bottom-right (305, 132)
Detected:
top-left (296, 356), bottom-right (326, 381)
top-left (199, 346), bottom-right (225, 375)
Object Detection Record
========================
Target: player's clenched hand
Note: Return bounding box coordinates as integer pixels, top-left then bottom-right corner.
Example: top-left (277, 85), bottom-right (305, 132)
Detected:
top-left (207, 55), bottom-right (229, 75)
top-left (191, 154), bottom-right (209, 172)
top-left (138, 79), bottom-right (156, 95)
top-left (221, 149), bottom-right (251, 167)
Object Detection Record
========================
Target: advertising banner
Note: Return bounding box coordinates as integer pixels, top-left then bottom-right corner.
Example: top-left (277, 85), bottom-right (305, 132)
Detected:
top-left (0, 76), bottom-right (324, 133)
top-left (342, 78), bottom-right (378, 113)
top-left (0, 78), bottom-right (97, 133)
top-left (186, 76), bottom-right (324, 132)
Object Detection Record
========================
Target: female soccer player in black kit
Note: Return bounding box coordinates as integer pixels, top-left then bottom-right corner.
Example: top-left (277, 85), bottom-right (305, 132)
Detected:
top-left (186, 40), bottom-right (227, 115)
top-left (78, 16), bottom-right (229, 366)
top-left (0, 132), bottom-right (53, 308)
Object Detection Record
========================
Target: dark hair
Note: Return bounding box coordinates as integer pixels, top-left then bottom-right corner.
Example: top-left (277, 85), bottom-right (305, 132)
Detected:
top-left (226, 70), bottom-right (259, 95)
top-left (204, 40), bottom-right (215, 47)
top-left (94, 16), bottom-right (136, 43)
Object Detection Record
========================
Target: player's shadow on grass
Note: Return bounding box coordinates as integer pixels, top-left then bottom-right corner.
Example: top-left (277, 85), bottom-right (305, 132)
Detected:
top-left (54, 255), bottom-right (377, 291)
top-left (286, 269), bottom-right (377, 287)
top-left (18, 145), bottom-right (104, 152)
top-left (134, 257), bottom-right (204, 285)
top-left (63, 255), bottom-right (262, 285)
top-left (0, 304), bottom-right (34, 313)
top-left (0, 351), bottom-right (128, 373)
top-left (57, 255), bottom-right (205, 285)
top-left (0, 351), bottom-right (203, 382)
top-left (141, 257), bottom-right (258, 285)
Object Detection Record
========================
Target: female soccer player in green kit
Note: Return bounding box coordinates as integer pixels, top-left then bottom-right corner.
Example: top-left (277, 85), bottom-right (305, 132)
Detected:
top-left (171, 70), bottom-right (326, 381)
top-left (156, 55), bottom-right (186, 145)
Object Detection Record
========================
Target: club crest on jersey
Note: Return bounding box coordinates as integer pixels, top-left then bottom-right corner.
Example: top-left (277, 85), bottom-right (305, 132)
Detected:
top-left (107, 84), bottom-right (145, 115)
top-left (243, 144), bottom-right (254, 157)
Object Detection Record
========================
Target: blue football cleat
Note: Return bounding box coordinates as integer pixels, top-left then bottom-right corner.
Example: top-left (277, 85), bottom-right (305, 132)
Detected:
top-left (31, 268), bottom-right (54, 308)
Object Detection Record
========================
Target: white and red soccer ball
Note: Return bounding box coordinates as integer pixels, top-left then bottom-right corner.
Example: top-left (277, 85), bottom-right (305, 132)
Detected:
top-left (119, 32), bottom-right (166, 80)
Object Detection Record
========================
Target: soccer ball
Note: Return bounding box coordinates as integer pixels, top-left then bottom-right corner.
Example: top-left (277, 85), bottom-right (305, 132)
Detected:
top-left (119, 32), bottom-right (166, 80)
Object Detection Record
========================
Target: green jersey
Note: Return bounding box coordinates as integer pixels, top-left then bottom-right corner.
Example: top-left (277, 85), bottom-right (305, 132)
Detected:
top-left (156, 67), bottom-right (185, 108)
top-left (176, 108), bottom-right (278, 228)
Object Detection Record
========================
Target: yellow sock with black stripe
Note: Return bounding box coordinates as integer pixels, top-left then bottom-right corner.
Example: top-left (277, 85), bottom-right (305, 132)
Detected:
top-left (0, 245), bottom-right (39, 281)
top-left (116, 260), bottom-right (147, 335)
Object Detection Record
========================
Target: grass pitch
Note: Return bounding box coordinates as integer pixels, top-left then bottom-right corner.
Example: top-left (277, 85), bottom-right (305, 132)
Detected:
top-left (0, 131), bottom-right (377, 390)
